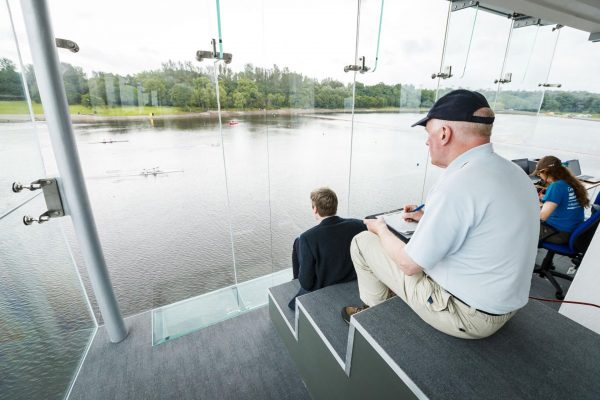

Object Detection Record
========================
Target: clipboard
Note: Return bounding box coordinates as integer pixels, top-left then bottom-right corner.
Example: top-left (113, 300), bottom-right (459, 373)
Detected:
top-left (365, 208), bottom-right (417, 243)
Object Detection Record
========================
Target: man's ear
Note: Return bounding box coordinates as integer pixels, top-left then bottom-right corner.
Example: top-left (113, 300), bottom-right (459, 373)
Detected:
top-left (440, 125), bottom-right (452, 145)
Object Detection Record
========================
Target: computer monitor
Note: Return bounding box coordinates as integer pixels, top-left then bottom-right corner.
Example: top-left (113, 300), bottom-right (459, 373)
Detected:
top-left (511, 159), bottom-right (529, 174)
top-left (565, 159), bottom-right (582, 176)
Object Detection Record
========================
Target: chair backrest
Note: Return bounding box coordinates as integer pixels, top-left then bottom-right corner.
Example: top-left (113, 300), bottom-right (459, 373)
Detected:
top-left (570, 209), bottom-right (600, 254)
top-left (592, 194), bottom-right (600, 215)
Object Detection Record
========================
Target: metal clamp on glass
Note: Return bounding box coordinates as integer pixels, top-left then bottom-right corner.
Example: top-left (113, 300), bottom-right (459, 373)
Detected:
top-left (344, 56), bottom-right (370, 73)
top-left (196, 39), bottom-right (232, 64)
top-left (55, 38), bottom-right (79, 53)
top-left (494, 72), bottom-right (512, 84)
top-left (431, 65), bottom-right (453, 80)
top-left (12, 178), bottom-right (66, 226)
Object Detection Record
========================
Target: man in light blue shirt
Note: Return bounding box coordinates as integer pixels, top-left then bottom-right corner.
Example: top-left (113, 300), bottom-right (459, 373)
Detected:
top-left (342, 90), bottom-right (539, 339)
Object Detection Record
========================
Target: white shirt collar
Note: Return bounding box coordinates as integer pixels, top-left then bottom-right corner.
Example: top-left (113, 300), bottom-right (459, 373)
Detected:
top-left (445, 143), bottom-right (494, 174)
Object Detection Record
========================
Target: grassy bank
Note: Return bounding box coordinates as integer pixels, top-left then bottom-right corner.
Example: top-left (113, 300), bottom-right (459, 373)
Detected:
top-left (0, 101), bottom-right (184, 117)
top-left (2, 101), bottom-right (599, 121)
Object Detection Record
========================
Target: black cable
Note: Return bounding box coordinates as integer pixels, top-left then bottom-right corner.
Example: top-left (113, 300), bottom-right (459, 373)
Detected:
top-left (529, 296), bottom-right (600, 309)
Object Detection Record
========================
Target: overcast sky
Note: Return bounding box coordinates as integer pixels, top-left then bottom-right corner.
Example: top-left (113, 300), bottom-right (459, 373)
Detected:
top-left (2, 0), bottom-right (599, 93)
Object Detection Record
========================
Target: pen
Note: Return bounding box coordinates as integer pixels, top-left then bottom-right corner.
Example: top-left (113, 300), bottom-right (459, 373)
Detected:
top-left (411, 204), bottom-right (425, 213)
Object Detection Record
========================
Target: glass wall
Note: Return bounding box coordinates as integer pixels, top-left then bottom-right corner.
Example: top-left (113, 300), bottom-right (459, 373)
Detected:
top-left (7, 0), bottom-right (239, 319)
top-left (262, 0), bottom-right (357, 270)
top-left (531, 26), bottom-right (600, 202)
top-left (350, 0), bottom-right (447, 215)
top-left (492, 23), bottom-right (560, 158)
top-left (213, 0), bottom-right (272, 284)
top-left (0, 2), bottom-right (96, 398)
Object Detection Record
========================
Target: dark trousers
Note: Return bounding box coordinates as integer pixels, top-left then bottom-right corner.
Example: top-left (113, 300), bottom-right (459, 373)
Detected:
top-left (539, 222), bottom-right (571, 245)
top-left (289, 237), bottom-right (308, 310)
top-left (292, 237), bottom-right (300, 279)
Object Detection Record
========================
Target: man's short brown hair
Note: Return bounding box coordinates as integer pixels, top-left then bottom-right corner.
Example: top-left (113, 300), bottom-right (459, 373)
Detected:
top-left (310, 187), bottom-right (338, 217)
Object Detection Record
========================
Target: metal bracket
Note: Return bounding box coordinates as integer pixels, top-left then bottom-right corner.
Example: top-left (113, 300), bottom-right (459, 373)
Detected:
top-left (12, 178), bottom-right (66, 225)
top-left (431, 65), bottom-right (453, 80)
top-left (589, 32), bottom-right (600, 42)
top-left (513, 16), bottom-right (543, 29)
top-left (494, 72), bottom-right (512, 84)
top-left (196, 39), bottom-right (232, 64)
top-left (55, 38), bottom-right (79, 53)
top-left (450, 0), bottom-right (478, 12)
top-left (344, 56), bottom-right (370, 73)
top-left (538, 83), bottom-right (562, 88)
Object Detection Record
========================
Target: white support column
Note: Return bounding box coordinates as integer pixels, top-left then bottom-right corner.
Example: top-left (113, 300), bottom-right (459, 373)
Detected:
top-left (19, 0), bottom-right (128, 343)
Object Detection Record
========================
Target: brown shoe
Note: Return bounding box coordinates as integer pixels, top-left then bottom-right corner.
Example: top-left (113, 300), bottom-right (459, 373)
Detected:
top-left (341, 305), bottom-right (369, 325)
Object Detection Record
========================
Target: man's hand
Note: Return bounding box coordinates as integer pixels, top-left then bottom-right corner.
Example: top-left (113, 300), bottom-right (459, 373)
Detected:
top-left (363, 216), bottom-right (388, 236)
top-left (403, 204), bottom-right (424, 222)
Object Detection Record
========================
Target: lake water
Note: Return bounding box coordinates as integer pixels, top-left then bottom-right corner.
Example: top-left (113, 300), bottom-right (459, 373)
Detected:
top-left (1, 112), bottom-right (599, 399)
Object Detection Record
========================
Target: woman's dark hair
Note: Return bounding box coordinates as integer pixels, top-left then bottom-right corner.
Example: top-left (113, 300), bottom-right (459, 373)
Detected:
top-left (535, 156), bottom-right (590, 208)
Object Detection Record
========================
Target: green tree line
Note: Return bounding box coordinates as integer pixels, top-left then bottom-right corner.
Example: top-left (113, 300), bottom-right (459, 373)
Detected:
top-left (1, 57), bottom-right (599, 114)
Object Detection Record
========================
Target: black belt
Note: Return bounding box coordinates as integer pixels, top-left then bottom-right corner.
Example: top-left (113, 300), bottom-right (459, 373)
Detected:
top-left (449, 294), bottom-right (505, 317)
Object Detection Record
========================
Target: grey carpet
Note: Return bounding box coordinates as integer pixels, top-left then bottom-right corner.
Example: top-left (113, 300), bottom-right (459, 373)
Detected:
top-left (269, 280), bottom-right (300, 327)
top-left (296, 281), bottom-right (361, 361)
top-left (353, 297), bottom-right (600, 400)
top-left (69, 307), bottom-right (309, 400)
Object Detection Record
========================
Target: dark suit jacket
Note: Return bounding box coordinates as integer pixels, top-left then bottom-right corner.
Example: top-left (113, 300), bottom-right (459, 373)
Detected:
top-left (288, 216), bottom-right (366, 309)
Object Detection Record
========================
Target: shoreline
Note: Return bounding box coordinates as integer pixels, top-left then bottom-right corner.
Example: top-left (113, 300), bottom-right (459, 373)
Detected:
top-left (0, 108), bottom-right (403, 124)
top-left (1, 108), bottom-right (598, 124)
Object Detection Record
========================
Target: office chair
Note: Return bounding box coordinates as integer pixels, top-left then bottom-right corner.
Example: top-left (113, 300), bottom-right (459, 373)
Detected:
top-left (536, 205), bottom-right (600, 299)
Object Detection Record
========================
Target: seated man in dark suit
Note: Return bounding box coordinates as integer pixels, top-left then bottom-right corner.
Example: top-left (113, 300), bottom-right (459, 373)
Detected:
top-left (289, 187), bottom-right (366, 309)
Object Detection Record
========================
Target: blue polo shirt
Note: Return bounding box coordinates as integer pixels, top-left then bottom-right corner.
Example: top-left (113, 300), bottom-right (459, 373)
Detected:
top-left (543, 180), bottom-right (584, 232)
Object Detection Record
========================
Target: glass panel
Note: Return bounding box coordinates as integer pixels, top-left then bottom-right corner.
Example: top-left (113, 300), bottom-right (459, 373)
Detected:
top-left (0, 195), bottom-right (96, 399)
top-left (214, 0), bottom-right (272, 285)
top-left (8, 0), bottom-right (239, 320)
top-left (0, 2), bottom-right (45, 216)
top-left (2, 4), bottom-right (95, 397)
top-left (152, 268), bottom-right (291, 345)
top-left (349, 0), bottom-right (447, 215)
top-left (533, 27), bottom-right (600, 201)
top-left (262, 0), bottom-right (357, 270)
top-left (493, 24), bottom-right (560, 157)
top-left (436, 6), bottom-right (510, 103)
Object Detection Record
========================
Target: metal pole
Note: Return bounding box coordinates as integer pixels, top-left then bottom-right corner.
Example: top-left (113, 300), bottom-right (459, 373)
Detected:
top-left (20, 0), bottom-right (128, 343)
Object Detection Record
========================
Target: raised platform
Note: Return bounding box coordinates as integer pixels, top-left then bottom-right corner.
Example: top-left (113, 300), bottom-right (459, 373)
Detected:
top-left (269, 279), bottom-right (600, 399)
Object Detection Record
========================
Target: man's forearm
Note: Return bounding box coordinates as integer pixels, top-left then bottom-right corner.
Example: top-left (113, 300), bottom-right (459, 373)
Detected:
top-left (377, 227), bottom-right (422, 276)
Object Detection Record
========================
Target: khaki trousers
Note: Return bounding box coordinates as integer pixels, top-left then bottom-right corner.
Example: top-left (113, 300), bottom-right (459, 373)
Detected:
top-left (350, 231), bottom-right (515, 339)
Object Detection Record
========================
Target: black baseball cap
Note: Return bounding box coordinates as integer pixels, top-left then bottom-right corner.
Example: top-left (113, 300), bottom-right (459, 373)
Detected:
top-left (411, 89), bottom-right (495, 127)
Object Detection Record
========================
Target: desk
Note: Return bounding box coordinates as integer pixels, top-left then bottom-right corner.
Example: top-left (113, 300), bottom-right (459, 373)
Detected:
top-left (582, 180), bottom-right (600, 191)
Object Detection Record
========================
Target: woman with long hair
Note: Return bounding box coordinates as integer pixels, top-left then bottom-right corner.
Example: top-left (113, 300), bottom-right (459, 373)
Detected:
top-left (534, 155), bottom-right (590, 244)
